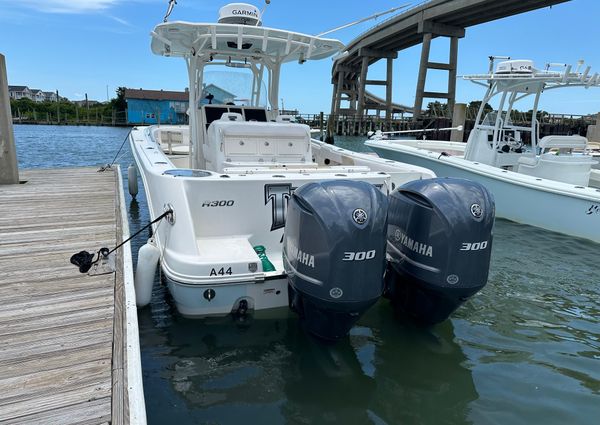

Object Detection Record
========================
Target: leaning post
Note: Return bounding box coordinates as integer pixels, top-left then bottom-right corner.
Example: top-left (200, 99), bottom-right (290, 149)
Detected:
top-left (319, 111), bottom-right (324, 141)
top-left (0, 53), bottom-right (19, 185)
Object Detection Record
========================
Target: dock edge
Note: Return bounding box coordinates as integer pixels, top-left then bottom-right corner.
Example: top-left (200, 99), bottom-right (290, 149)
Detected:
top-left (117, 164), bottom-right (148, 424)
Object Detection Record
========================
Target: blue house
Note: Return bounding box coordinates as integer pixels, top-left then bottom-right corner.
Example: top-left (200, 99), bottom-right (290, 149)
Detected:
top-left (125, 88), bottom-right (189, 125)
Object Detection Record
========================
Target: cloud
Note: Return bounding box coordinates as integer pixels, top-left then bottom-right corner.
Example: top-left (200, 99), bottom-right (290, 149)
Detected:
top-left (16, 0), bottom-right (121, 14)
top-left (109, 15), bottom-right (133, 27)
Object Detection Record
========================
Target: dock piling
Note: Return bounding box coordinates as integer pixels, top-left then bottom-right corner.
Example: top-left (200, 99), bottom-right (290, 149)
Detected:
top-left (450, 103), bottom-right (466, 142)
top-left (0, 53), bottom-right (19, 185)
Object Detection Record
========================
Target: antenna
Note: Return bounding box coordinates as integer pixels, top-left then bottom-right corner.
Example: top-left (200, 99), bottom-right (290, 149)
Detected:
top-left (317, 3), bottom-right (412, 37)
top-left (488, 56), bottom-right (510, 74)
top-left (257, 0), bottom-right (271, 26)
top-left (545, 62), bottom-right (567, 71)
top-left (163, 0), bottom-right (177, 23)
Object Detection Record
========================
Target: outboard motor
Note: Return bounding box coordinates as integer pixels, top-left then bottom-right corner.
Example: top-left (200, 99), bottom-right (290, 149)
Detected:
top-left (385, 177), bottom-right (495, 324)
top-left (283, 180), bottom-right (388, 341)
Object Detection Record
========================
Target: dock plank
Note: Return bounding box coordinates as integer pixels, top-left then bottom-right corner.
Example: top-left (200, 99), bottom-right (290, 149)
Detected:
top-left (0, 167), bottom-right (135, 424)
top-left (1, 398), bottom-right (111, 425)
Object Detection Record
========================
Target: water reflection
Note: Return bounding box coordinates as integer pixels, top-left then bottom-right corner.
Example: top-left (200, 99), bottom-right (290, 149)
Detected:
top-left (454, 218), bottom-right (600, 424)
top-left (137, 274), bottom-right (478, 425)
top-left (360, 302), bottom-right (477, 425)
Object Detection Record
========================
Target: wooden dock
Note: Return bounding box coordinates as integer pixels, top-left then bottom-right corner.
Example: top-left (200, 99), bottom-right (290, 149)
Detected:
top-left (0, 167), bottom-right (146, 424)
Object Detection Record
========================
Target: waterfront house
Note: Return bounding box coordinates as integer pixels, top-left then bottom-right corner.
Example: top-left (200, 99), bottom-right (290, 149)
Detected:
top-left (43, 91), bottom-right (58, 102)
top-left (8, 85), bottom-right (31, 100)
top-left (8, 86), bottom-right (58, 102)
top-left (30, 89), bottom-right (45, 102)
top-left (124, 88), bottom-right (189, 125)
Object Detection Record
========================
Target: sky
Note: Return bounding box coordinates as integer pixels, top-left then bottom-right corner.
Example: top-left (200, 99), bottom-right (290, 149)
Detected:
top-left (1, 0), bottom-right (599, 115)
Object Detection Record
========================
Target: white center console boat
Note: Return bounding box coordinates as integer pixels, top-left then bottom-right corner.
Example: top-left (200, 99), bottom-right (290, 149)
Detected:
top-left (367, 58), bottom-right (600, 243)
top-left (130, 3), bottom-right (495, 339)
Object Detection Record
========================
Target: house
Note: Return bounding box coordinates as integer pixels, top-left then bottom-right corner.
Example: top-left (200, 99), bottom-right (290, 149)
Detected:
top-left (72, 99), bottom-right (101, 107)
top-left (8, 86), bottom-right (31, 100)
top-left (124, 88), bottom-right (190, 125)
top-left (30, 89), bottom-right (45, 102)
top-left (8, 86), bottom-right (59, 102)
top-left (43, 91), bottom-right (58, 102)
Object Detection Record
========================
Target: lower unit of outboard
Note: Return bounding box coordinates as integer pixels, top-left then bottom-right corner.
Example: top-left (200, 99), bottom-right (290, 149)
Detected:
top-left (385, 177), bottom-right (495, 324)
top-left (283, 180), bottom-right (388, 341)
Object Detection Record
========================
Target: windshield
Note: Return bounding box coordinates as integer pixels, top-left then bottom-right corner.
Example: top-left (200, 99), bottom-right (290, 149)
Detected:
top-left (482, 111), bottom-right (513, 127)
top-left (200, 69), bottom-right (268, 108)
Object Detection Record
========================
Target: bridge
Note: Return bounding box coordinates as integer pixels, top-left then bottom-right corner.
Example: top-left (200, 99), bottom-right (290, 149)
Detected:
top-left (331, 0), bottom-right (570, 121)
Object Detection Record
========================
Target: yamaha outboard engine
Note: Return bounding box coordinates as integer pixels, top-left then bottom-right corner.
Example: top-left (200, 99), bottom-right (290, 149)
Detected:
top-left (385, 177), bottom-right (494, 324)
top-left (283, 180), bottom-right (388, 341)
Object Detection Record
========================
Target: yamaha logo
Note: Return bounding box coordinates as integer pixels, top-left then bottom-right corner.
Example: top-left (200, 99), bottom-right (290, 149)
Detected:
top-left (470, 203), bottom-right (483, 219)
top-left (330, 287), bottom-right (343, 299)
top-left (446, 274), bottom-right (459, 285)
top-left (352, 208), bottom-right (368, 225)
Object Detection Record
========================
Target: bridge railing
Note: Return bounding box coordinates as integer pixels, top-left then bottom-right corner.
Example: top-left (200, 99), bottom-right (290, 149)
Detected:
top-left (346, 0), bottom-right (433, 51)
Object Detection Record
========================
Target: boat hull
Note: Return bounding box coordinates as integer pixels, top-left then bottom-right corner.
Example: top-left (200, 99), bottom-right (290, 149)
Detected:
top-left (165, 274), bottom-right (288, 317)
top-left (367, 142), bottom-right (600, 243)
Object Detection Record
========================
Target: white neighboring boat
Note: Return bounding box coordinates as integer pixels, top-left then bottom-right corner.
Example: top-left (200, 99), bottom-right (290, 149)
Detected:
top-left (367, 58), bottom-right (600, 243)
top-left (130, 3), bottom-right (435, 322)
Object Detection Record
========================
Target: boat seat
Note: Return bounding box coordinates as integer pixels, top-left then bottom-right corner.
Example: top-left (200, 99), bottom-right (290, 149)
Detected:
top-left (516, 155), bottom-right (537, 166)
top-left (158, 128), bottom-right (190, 155)
top-left (223, 165), bottom-right (371, 175)
top-left (223, 161), bottom-right (318, 170)
top-left (218, 112), bottom-right (244, 122)
top-left (517, 152), bottom-right (597, 185)
top-left (538, 135), bottom-right (588, 152)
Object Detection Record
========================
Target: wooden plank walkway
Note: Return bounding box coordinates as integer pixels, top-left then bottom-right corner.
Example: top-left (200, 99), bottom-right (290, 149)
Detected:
top-left (0, 167), bottom-right (145, 424)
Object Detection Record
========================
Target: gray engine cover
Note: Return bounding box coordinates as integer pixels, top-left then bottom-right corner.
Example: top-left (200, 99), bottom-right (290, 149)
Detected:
top-left (283, 180), bottom-right (388, 304)
top-left (387, 177), bottom-right (495, 292)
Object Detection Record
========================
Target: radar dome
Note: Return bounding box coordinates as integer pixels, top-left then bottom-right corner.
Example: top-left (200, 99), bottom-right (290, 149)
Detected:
top-left (218, 3), bottom-right (262, 26)
top-left (495, 60), bottom-right (534, 74)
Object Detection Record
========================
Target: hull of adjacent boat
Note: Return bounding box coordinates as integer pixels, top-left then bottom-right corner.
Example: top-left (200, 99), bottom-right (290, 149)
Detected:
top-left (367, 142), bottom-right (600, 243)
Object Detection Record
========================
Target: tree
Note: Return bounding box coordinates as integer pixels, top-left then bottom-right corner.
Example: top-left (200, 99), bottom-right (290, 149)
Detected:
top-left (109, 86), bottom-right (127, 112)
top-left (467, 100), bottom-right (493, 119)
top-left (426, 101), bottom-right (448, 117)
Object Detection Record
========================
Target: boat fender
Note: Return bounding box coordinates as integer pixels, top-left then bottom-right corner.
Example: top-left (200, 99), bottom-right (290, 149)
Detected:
top-left (134, 239), bottom-right (160, 307)
top-left (128, 164), bottom-right (138, 198)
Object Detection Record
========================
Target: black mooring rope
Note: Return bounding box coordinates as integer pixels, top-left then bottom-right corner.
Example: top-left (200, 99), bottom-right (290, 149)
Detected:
top-left (70, 209), bottom-right (173, 273)
top-left (98, 130), bottom-right (131, 172)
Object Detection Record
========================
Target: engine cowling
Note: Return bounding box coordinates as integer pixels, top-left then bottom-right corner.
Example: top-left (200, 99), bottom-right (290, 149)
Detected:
top-left (385, 177), bottom-right (495, 324)
top-left (283, 180), bottom-right (388, 340)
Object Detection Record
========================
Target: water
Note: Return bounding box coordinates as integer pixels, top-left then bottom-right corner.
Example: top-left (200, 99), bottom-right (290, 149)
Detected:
top-left (13, 125), bottom-right (600, 425)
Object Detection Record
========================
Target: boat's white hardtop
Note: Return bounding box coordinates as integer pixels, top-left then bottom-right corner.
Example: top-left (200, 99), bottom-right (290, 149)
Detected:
top-left (151, 21), bottom-right (345, 62)
top-left (463, 59), bottom-right (600, 90)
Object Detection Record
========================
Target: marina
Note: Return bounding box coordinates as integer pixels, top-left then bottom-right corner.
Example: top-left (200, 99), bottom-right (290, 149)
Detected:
top-left (6, 125), bottom-right (600, 425)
